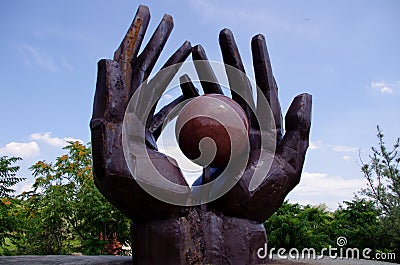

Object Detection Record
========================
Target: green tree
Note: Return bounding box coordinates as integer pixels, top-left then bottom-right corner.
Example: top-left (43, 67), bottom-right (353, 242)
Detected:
top-left (264, 201), bottom-right (333, 252)
top-left (360, 126), bottom-right (400, 260)
top-left (332, 198), bottom-right (382, 253)
top-left (15, 142), bottom-right (131, 255)
top-left (0, 156), bottom-right (25, 249)
top-left (0, 156), bottom-right (24, 197)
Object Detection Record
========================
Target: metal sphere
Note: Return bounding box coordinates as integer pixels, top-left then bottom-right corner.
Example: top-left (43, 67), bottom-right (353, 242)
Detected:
top-left (176, 94), bottom-right (249, 167)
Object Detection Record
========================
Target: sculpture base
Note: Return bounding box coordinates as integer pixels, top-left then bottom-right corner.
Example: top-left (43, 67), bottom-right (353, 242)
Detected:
top-left (132, 208), bottom-right (268, 265)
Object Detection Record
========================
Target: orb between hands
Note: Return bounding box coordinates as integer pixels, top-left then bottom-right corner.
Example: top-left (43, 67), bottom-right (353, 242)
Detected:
top-left (175, 94), bottom-right (249, 167)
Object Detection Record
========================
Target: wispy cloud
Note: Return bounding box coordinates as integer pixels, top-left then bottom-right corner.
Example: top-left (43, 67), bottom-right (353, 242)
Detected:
top-left (309, 140), bottom-right (356, 153)
top-left (380, 86), bottom-right (393, 94)
top-left (329, 145), bottom-right (357, 153)
top-left (370, 81), bottom-right (397, 94)
top-left (32, 26), bottom-right (95, 47)
top-left (0, 141), bottom-right (40, 159)
top-left (0, 132), bottom-right (82, 159)
top-left (20, 45), bottom-right (59, 72)
top-left (60, 58), bottom-right (74, 71)
top-left (30, 132), bottom-right (82, 147)
top-left (14, 180), bottom-right (35, 195)
top-left (289, 172), bottom-right (366, 209)
top-left (188, 0), bottom-right (318, 37)
top-left (370, 81), bottom-right (386, 88)
top-left (19, 45), bottom-right (73, 72)
top-left (309, 140), bottom-right (323, 150)
top-left (342, 155), bottom-right (351, 161)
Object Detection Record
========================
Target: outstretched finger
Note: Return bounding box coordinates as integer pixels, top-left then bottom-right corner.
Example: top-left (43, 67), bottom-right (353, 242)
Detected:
top-left (91, 60), bottom-right (126, 124)
top-left (130, 14), bottom-right (174, 97)
top-left (149, 74), bottom-right (199, 139)
top-left (136, 41), bottom-right (192, 122)
top-left (114, 5), bottom-right (150, 95)
top-left (179, 74), bottom-right (200, 99)
top-left (276, 93), bottom-right (312, 173)
top-left (209, 94), bottom-right (311, 222)
top-left (251, 34), bottom-right (283, 142)
top-left (219, 29), bottom-right (256, 129)
top-left (192, 45), bottom-right (223, 94)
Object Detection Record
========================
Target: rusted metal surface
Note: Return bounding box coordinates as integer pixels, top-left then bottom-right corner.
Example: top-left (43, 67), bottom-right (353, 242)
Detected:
top-left (114, 5), bottom-right (150, 98)
top-left (90, 4), bottom-right (312, 265)
top-left (133, 209), bottom-right (267, 265)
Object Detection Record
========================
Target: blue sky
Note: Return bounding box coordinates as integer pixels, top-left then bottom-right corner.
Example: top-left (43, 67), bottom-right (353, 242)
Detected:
top-left (0, 0), bottom-right (399, 209)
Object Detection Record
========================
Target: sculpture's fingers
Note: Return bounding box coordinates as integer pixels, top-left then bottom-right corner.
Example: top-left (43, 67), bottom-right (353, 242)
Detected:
top-left (219, 29), bottom-right (256, 130)
top-left (130, 14), bottom-right (174, 97)
top-left (275, 93), bottom-right (311, 174)
top-left (93, 5), bottom-right (151, 126)
top-left (209, 94), bottom-right (311, 222)
top-left (91, 6), bottom-right (192, 224)
top-left (280, 93), bottom-right (312, 145)
top-left (192, 45), bottom-right (223, 94)
top-left (161, 41), bottom-right (192, 71)
top-left (253, 93), bottom-right (311, 218)
top-left (114, 5), bottom-right (150, 95)
top-left (149, 95), bottom-right (184, 140)
top-left (251, 34), bottom-right (283, 142)
top-left (91, 119), bottom-right (189, 222)
top-left (135, 41), bottom-right (192, 122)
top-left (180, 74), bottom-right (200, 99)
top-left (91, 60), bottom-right (127, 124)
top-left (90, 60), bottom-right (186, 221)
top-left (270, 94), bottom-right (311, 212)
top-left (149, 75), bottom-right (199, 140)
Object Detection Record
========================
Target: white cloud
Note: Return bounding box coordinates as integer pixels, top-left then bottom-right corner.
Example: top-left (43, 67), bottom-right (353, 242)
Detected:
top-left (330, 145), bottom-right (357, 153)
top-left (342, 155), bottom-right (351, 160)
top-left (20, 45), bottom-right (59, 72)
top-left (0, 141), bottom-right (40, 159)
top-left (288, 172), bottom-right (366, 210)
top-left (19, 45), bottom-right (73, 72)
top-left (14, 180), bottom-right (35, 195)
top-left (61, 58), bottom-right (73, 71)
top-left (370, 81), bottom-right (397, 94)
top-left (380, 86), bottom-right (393, 94)
top-left (309, 140), bottom-right (322, 150)
top-left (30, 132), bottom-right (82, 147)
top-left (370, 81), bottom-right (386, 88)
top-left (310, 140), bottom-right (357, 153)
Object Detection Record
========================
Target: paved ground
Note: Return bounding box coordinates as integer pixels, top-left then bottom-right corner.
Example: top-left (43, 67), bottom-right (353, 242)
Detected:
top-left (0, 255), bottom-right (132, 265)
top-left (0, 255), bottom-right (397, 264)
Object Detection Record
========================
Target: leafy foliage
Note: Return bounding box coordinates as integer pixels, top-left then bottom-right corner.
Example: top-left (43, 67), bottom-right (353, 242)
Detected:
top-left (264, 201), bottom-right (333, 252)
top-left (333, 198), bottom-right (382, 253)
top-left (265, 199), bottom-right (391, 259)
top-left (264, 127), bottom-right (399, 262)
top-left (12, 142), bottom-right (131, 255)
top-left (1, 127), bottom-right (398, 261)
top-left (360, 126), bottom-right (400, 260)
top-left (0, 156), bottom-right (25, 248)
top-left (0, 156), bottom-right (25, 197)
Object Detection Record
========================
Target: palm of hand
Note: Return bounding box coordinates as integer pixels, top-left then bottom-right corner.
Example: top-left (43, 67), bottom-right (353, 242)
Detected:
top-left (90, 5), bottom-right (311, 225)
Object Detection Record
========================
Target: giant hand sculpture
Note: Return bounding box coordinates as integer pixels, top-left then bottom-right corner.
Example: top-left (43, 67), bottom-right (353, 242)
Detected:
top-left (90, 5), bottom-right (311, 265)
